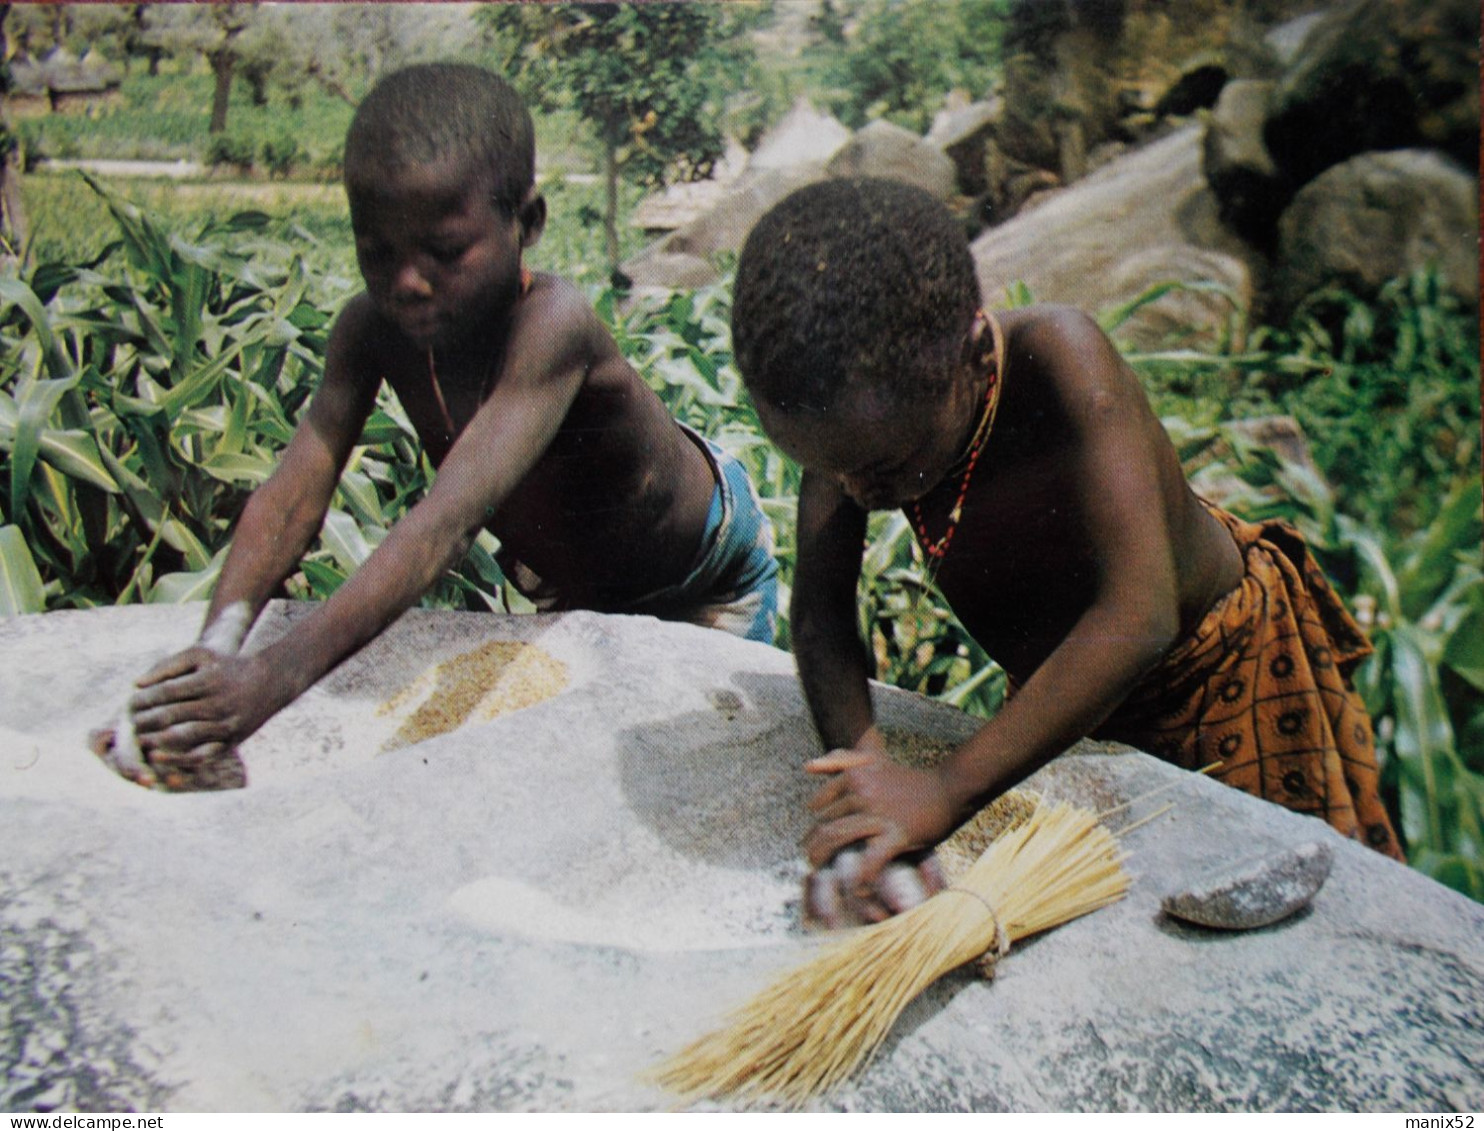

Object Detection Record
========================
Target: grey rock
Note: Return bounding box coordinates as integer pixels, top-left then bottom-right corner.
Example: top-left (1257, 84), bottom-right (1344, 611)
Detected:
top-left (926, 98), bottom-right (1003, 198)
top-left (620, 164), bottom-right (826, 295)
top-left (826, 119), bottom-right (959, 200)
top-left (2, 603), bottom-right (1482, 1111)
top-left (746, 99), bottom-right (850, 173)
top-left (1272, 149), bottom-right (1479, 321)
top-left (971, 127), bottom-right (1257, 349)
top-left (1202, 79), bottom-right (1287, 245)
top-left (1163, 840), bottom-right (1334, 930)
top-left (1263, 12), bottom-right (1327, 69)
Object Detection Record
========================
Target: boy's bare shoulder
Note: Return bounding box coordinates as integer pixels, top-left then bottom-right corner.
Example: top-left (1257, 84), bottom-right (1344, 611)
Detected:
top-left (513, 271), bottom-right (635, 385)
top-left (519, 272), bottom-right (608, 344)
top-left (999, 304), bottom-right (1111, 366)
top-left (998, 303), bottom-right (1137, 403)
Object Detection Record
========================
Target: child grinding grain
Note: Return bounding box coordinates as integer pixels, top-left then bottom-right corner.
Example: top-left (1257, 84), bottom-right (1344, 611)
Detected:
top-left (731, 178), bottom-right (1402, 927)
top-left (96, 63), bottom-right (777, 787)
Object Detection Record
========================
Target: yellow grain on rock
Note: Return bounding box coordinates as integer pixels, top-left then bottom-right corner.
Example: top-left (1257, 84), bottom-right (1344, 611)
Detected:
top-left (378, 640), bottom-right (569, 751)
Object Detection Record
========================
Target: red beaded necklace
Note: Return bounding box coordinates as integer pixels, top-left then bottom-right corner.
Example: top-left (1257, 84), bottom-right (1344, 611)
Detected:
top-left (909, 311), bottom-right (1004, 564)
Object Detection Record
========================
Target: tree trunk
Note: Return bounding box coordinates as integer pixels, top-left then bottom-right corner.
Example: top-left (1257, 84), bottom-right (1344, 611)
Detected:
top-left (208, 48), bottom-right (234, 134)
top-left (603, 138), bottom-right (620, 274)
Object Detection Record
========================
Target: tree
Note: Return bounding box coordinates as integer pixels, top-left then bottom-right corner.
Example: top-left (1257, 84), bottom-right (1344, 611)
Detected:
top-left (479, 2), bottom-right (757, 273)
top-left (810, 0), bottom-right (1011, 132)
top-left (141, 2), bottom-right (257, 134)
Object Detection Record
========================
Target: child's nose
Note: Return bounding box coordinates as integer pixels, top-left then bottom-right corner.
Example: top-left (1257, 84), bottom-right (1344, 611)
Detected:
top-left (392, 260), bottom-right (434, 300)
top-left (841, 472), bottom-right (887, 507)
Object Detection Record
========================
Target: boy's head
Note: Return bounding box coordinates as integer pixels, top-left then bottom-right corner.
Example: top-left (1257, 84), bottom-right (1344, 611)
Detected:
top-left (345, 62), bottom-right (535, 218)
top-left (343, 63), bottom-right (545, 350)
top-left (733, 178), bottom-right (990, 510)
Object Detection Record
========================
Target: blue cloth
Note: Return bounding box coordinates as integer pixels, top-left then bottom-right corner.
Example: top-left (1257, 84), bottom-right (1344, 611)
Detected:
top-left (623, 426), bottom-right (779, 644)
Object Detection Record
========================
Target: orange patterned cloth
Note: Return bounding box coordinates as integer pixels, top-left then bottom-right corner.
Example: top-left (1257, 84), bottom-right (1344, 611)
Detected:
top-left (1096, 505), bottom-right (1404, 860)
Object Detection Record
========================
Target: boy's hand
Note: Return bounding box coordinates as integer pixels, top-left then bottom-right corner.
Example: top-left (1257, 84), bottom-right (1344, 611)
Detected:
top-left (128, 648), bottom-right (281, 766)
top-left (803, 748), bottom-right (957, 923)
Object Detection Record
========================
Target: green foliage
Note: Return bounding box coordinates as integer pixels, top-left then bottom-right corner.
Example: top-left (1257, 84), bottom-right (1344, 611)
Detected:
top-left (20, 170), bottom-right (359, 283)
top-left (0, 174), bottom-right (432, 610)
top-left (1266, 271), bottom-right (1480, 536)
top-left (21, 68), bottom-right (353, 172)
top-left (806, 0), bottom-right (1010, 131)
top-left (478, 2), bottom-right (758, 267)
top-left (1134, 268), bottom-right (1480, 538)
top-left (205, 130), bottom-right (255, 171)
top-left (260, 134), bottom-right (301, 180)
top-left (605, 275), bottom-right (1004, 716)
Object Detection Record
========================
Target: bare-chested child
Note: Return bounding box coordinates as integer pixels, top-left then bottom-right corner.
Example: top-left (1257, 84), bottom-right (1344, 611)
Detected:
top-left (730, 178), bottom-right (1401, 926)
top-left (97, 63), bottom-right (776, 786)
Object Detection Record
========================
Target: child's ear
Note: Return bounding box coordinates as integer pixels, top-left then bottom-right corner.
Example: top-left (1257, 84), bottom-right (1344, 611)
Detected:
top-left (518, 192), bottom-right (547, 249)
top-left (963, 308), bottom-right (991, 367)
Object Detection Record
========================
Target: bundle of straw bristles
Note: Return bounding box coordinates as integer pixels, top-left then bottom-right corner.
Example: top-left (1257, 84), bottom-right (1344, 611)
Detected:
top-left (650, 791), bottom-right (1129, 1108)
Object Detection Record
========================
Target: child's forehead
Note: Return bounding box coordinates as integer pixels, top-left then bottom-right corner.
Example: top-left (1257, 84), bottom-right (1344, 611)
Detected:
top-left (837, 378), bottom-right (907, 424)
top-left (348, 156), bottom-right (491, 215)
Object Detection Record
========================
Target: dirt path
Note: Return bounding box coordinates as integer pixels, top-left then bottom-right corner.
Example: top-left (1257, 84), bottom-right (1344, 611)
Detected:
top-left (38, 159), bottom-right (346, 207)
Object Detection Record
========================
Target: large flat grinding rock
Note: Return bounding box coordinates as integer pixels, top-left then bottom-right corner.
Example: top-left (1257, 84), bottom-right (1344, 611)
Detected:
top-left (2, 602), bottom-right (1481, 1111)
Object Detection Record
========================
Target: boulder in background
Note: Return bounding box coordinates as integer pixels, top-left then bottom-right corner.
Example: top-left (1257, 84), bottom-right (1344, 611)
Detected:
top-left (825, 119), bottom-right (959, 200)
top-left (1271, 149), bottom-right (1480, 321)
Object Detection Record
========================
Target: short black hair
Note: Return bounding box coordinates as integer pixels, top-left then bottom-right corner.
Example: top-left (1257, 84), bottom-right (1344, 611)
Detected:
top-left (732, 177), bottom-right (980, 415)
top-left (344, 62), bottom-right (535, 214)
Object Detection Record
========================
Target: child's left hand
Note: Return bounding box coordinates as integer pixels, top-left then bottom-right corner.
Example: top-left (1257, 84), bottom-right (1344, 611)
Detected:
top-left (803, 750), bottom-right (957, 920)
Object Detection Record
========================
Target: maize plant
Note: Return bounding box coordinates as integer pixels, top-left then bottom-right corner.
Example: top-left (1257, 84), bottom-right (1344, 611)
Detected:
top-left (0, 174), bottom-right (501, 615)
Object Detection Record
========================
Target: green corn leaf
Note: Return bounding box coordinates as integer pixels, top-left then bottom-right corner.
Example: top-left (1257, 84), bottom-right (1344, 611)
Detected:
top-left (0, 276), bottom-right (74, 381)
top-left (201, 452), bottom-right (279, 488)
top-left (156, 337), bottom-right (251, 417)
top-left (0, 391), bottom-right (116, 493)
top-left (148, 548), bottom-right (227, 605)
top-left (38, 430), bottom-right (118, 493)
top-left (216, 367), bottom-right (255, 457)
top-left (1389, 623), bottom-right (1456, 849)
top-left (1346, 520), bottom-right (1403, 624)
top-left (9, 378), bottom-right (81, 525)
top-left (359, 409), bottom-right (412, 447)
top-left (0, 525), bottom-right (47, 616)
top-left (1442, 600), bottom-right (1484, 694)
top-left (82, 172), bottom-right (175, 283)
top-left (116, 401), bottom-right (183, 502)
top-left (1410, 849), bottom-right (1484, 903)
top-left (320, 509), bottom-right (375, 575)
top-left (1397, 478), bottom-right (1483, 620)
top-left (299, 557), bottom-right (347, 599)
top-left (334, 467), bottom-right (387, 529)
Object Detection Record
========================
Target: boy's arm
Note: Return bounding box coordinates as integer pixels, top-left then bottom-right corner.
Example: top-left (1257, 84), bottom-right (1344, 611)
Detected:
top-left (132, 284), bottom-right (595, 766)
top-left (200, 300), bottom-right (383, 644)
top-left (118, 301), bottom-right (379, 764)
top-left (791, 469), bottom-right (877, 752)
top-left (792, 471), bottom-right (951, 923)
top-left (808, 309), bottom-right (1188, 889)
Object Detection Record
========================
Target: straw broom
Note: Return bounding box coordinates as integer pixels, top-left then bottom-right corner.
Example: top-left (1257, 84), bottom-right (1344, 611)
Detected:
top-left (650, 798), bottom-right (1128, 1108)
